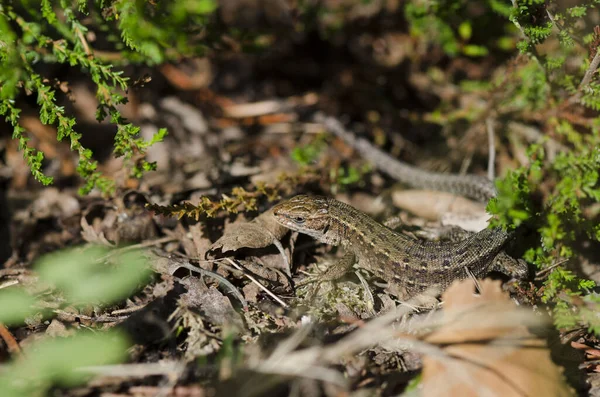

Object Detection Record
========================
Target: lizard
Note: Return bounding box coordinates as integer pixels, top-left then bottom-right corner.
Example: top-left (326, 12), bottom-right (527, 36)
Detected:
top-left (270, 116), bottom-right (528, 298)
top-left (272, 195), bottom-right (527, 299)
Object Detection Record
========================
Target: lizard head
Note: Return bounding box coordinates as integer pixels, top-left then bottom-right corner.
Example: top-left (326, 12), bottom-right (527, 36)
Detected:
top-left (272, 195), bottom-right (331, 241)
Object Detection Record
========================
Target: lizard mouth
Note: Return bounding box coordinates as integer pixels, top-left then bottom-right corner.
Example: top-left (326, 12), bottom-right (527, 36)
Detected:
top-left (272, 207), bottom-right (292, 226)
top-left (272, 212), bottom-right (300, 229)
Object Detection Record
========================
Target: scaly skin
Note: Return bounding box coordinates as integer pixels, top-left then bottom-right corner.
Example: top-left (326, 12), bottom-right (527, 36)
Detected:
top-left (273, 195), bottom-right (527, 299)
top-left (317, 115), bottom-right (497, 202)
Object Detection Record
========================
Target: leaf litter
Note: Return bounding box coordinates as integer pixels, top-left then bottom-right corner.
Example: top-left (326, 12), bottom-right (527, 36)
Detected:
top-left (2, 4), bottom-right (598, 396)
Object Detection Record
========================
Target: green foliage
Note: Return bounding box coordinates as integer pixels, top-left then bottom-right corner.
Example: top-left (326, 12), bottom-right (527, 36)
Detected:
top-left (36, 245), bottom-right (152, 305)
top-left (0, 245), bottom-right (152, 395)
top-left (291, 135), bottom-right (327, 166)
top-left (404, 0), bottom-right (600, 333)
top-left (112, 0), bottom-right (216, 64)
top-left (0, 100), bottom-right (54, 185)
top-left (0, 288), bottom-right (39, 325)
top-left (405, 0), bottom-right (514, 57)
top-left (405, 0), bottom-right (461, 56)
top-left (290, 134), bottom-right (371, 191)
top-left (490, 140), bottom-right (600, 331)
top-left (0, 331), bottom-right (129, 397)
top-left (581, 82), bottom-right (600, 111)
top-left (0, 1), bottom-right (218, 194)
top-left (330, 164), bottom-right (371, 193)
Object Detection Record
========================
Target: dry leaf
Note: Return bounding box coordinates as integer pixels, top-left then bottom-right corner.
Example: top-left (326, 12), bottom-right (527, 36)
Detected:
top-left (208, 209), bottom-right (289, 254)
top-left (420, 279), bottom-right (575, 397)
top-left (392, 189), bottom-right (486, 224)
top-left (178, 277), bottom-right (243, 329)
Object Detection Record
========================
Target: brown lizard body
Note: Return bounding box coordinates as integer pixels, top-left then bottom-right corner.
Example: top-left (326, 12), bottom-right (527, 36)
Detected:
top-left (273, 195), bottom-right (527, 298)
top-left (271, 116), bottom-right (529, 298)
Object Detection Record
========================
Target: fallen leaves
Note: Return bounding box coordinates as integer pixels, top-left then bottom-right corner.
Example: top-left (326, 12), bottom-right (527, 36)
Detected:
top-left (391, 189), bottom-right (489, 231)
top-left (231, 279), bottom-right (577, 396)
top-left (208, 209), bottom-right (288, 253)
top-left (420, 279), bottom-right (575, 397)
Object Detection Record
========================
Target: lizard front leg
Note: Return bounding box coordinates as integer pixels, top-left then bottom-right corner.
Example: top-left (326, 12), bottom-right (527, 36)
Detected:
top-left (294, 251), bottom-right (357, 300)
top-left (296, 251), bottom-right (357, 286)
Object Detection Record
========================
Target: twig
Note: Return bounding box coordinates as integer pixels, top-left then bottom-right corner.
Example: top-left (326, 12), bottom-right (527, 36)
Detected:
top-left (266, 228), bottom-right (291, 277)
top-left (0, 279), bottom-right (19, 290)
top-left (0, 323), bottom-right (21, 355)
top-left (175, 261), bottom-right (248, 309)
top-left (355, 270), bottom-right (376, 317)
top-left (464, 267), bottom-right (482, 293)
top-left (458, 155), bottom-right (473, 176)
top-left (79, 361), bottom-right (185, 378)
top-left (53, 309), bottom-right (130, 323)
top-left (110, 303), bottom-right (148, 316)
top-left (579, 49), bottom-right (600, 90)
top-left (221, 257), bottom-right (288, 308)
top-left (561, 23), bottom-right (600, 107)
top-left (97, 235), bottom-right (179, 262)
top-left (535, 258), bottom-right (570, 279)
top-left (74, 26), bottom-right (92, 57)
top-left (486, 117), bottom-right (496, 181)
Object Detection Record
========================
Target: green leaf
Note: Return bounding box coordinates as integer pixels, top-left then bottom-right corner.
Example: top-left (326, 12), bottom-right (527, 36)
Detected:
top-left (567, 6), bottom-right (587, 17)
top-left (41, 0), bottom-right (57, 24)
top-left (195, 0), bottom-right (218, 14)
top-left (291, 136), bottom-right (327, 166)
top-left (458, 21), bottom-right (472, 40)
top-left (0, 288), bottom-right (39, 325)
top-left (35, 246), bottom-right (151, 306)
top-left (462, 44), bottom-right (489, 57)
top-left (0, 330), bottom-right (129, 396)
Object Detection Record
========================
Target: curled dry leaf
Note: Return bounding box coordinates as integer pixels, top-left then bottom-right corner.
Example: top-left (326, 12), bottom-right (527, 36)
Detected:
top-left (80, 192), bottom-right (158, 245)
top-left (420, 279), bottom-right (575, 397)
top-left (391, 189), bottom-right (487, 226)
top-left (207, 208), bottom-right (289, 254)
top-left (178, 277), bottom-right (244, 330)
top-left (80, 203), bottom-right (115, 245)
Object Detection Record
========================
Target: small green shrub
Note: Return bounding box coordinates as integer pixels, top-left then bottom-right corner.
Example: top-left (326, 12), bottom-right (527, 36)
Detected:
top-left (0, 1), bottom-right (217, 194)
top-left (406, 0), bottom-right (600, 332)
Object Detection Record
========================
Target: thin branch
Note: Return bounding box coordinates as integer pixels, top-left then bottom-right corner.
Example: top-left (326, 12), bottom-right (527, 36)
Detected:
top-left (0, 323), bottom-right (21, 355)
top-left (175, 261), bottom-right (249, 309)
top-left (53, 309), bottom-right (130, 323)
top-left (579, 49), bottom-right (600, 90)
top-left (486, 117), bottom-right (496, 181)
top-left (74, 26), bottom-right (92, 57)
top-left (222, 257), bottom-right (289, 308)
top-left (535, 258), bottom-right (570, 280)
top-left (79, 361), bottom-right (185, 378)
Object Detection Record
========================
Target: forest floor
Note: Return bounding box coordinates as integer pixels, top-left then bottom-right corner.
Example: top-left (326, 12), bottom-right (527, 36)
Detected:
top-left (2, 3), bottom-right (600, 396)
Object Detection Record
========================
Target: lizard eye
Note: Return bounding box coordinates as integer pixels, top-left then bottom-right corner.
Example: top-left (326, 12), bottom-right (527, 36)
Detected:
top-left (292, 216), bottom-right (305, 224)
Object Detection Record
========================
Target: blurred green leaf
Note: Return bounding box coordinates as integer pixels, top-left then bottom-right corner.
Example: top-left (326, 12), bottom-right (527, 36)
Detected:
top-left (462, 44), bottom-right (489, 57)
top-left (291, 136), bottom-right (327, 166)
top-left (35, 246), bottom-right (151, 306)
top-left (0, 288), bottom-right (39, 325)
top-left (458, 21), bottom-right (472, 40)
top-left (0, 330), bottom-right (129, 397)
top-left (195, 0), bottom-right (218, 14)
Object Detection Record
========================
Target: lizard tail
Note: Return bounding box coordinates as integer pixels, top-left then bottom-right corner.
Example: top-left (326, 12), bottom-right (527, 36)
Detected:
top-left (317, 115), bottom-right (497, 202)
